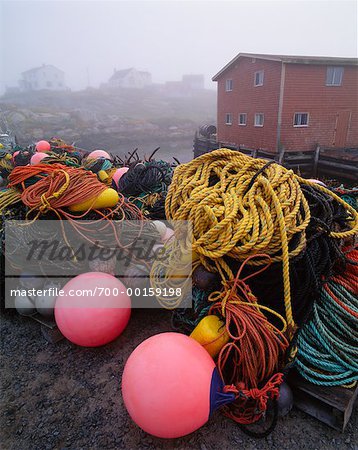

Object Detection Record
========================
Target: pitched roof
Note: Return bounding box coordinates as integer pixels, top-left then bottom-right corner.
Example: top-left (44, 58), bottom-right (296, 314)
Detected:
top-left (110, 68), bottom-right (151, 81)
top-left (22, 64), bottom-right (64, 75)
top-left (212, 53), bottom-right (358, 81)
top-left (110, 68), bottom-right (134, 81)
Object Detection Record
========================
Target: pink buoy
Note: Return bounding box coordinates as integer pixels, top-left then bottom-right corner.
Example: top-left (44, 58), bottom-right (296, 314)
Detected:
top-left (30, 152), bottom-right (48, 165)
top-left (162, 227), bottom-right (174, 243)
top-left (307, 178), bottom-right (327, 187)
top-left (55, 272), bottom-right (131, 347)
top-left (35, 140), bottom-right (51, 152)
top-left (12, 150), bottom-right (20, 162)
top-left (88, 149), bottom-right (111, 160)
top-left (112, 167), bottom-right (129, 186)
top-left (122, 332), bottom-right (234, 438)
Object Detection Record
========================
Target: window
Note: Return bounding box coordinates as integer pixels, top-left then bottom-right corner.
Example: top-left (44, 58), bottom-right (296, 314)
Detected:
top-left (226, 79), bottom-right (233, 91)
top-left (254, 113), bottom-right (264, 127)
top-left (225, 113), bottom-right (232, 125)
top-left (238, 113), bottom-right (247, 126)
top-left (294, 113), bottom-right (309, 127)
top-left (254, 70), bottom-right (264, 86)
top-left (326, 67), bottom-right (343, 86)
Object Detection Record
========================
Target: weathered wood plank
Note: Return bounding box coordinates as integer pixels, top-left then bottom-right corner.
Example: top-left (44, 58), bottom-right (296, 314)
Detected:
top-left (288, 371), bottom-right (358, 431)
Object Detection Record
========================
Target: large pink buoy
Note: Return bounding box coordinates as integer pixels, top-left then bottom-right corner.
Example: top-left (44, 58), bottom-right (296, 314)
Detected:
top-left (122, 332), bottom-right (234, 438)
top-left (55, 272), bottom-right (131, 347)
top-left (112, 167), bottom-right (129, 187)
top-left (35, 140), bottom-right (51, 152)
top-left (30, 152), bottom-right (48, 165)
top-left (88, 149), bottom-right (111, 160)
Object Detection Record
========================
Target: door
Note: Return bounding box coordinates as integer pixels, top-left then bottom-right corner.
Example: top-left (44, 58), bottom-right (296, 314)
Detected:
top-left (333, 110), bottom-right (351, 147)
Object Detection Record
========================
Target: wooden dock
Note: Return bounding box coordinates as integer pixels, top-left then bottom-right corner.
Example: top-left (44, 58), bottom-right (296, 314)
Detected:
top-left (193, 135), bottom-right (358, 184)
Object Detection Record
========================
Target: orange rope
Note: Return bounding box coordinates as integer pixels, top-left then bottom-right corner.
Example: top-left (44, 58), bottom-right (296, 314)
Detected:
top-left (9, 163), bottom-right (68, 188)
top-left (209, 254), bottom-right (289, 424)
top-left (9, 164), bottom-right (107, 216)
top-left (8, 163), bottom-right (149, 264)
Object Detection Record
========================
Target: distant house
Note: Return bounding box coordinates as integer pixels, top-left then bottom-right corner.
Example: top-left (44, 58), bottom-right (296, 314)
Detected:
top-left (19, 64), bottom-right (66, 91)
top-left (212, 53), bottom-right (358, 151)
top-left (165, 74), bottom-right (205, 97)
top-left (108, 68), bottom-right (152, 89)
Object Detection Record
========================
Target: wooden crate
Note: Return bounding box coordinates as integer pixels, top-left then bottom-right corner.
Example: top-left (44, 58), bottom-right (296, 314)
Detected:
top-left (288, 371), bottom-right (358, 431)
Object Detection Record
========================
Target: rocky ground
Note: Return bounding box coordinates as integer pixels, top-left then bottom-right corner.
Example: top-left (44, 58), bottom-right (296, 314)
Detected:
top-left (0, 88), bottom-right (216, 163)
top-left (0, 309), bottom-right (357, 450)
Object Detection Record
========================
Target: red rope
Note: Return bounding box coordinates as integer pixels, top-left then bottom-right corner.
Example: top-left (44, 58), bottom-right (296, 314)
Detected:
top-left (8, 163), bottom-right (145, 250)
top-left (209, 254), bottom-right (289, 424)
top-left (9, 164), bottom-right (106, 211)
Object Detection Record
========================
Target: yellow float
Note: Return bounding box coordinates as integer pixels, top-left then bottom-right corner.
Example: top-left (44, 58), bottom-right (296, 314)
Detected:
top-left (69, 188), bottom-right (119, 212)
top-left (190, 315), bottom-right (230, 358)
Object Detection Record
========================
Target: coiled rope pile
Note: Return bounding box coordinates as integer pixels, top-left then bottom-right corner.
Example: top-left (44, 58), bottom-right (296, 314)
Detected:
top-left (294, 248), bottom-right (358, 386)
top-left (8, 163), bottom-right (107, 218)
top-left (161, 148), bottom-right (358, 425)
top-left (230, 182), bottom-right (353, 327)
top-left (165, 149), bottom-right (357, 322)
top-left (209, 254), bottom-right (289, 424)
top-left (5, 163), bottom-right (145, 249)
top-left (118, 159), bottom-right (175, 219)
top-left (331, 185), bottom-right (358, 211)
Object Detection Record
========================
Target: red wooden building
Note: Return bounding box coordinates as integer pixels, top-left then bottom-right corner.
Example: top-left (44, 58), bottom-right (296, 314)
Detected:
top-left (212, 53), bottom-right (358, 152)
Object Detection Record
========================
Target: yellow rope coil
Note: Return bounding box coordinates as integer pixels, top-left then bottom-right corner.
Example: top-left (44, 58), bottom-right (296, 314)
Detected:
top-left (165, 149), bottom-right (358, 332)
top-left (0, 188), bottom-right (22, 213)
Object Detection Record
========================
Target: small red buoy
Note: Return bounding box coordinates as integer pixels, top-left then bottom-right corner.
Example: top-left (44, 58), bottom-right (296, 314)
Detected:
top-left (112, 167), bottom-right (129, 187)
top-left (12, 150), bottom-right (20, 162)
top-left (35, 140), bottom-right (51, 152)
top-left (88, 149), bottom-right (111, 160)
top-left (30, 152), bottom-right (48, 165)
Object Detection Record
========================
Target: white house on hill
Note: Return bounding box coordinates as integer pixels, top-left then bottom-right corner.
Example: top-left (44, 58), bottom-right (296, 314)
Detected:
top-left (19, 65), bottom-right (66, 91)
top-left (108, 68), bottom-right (152, 89)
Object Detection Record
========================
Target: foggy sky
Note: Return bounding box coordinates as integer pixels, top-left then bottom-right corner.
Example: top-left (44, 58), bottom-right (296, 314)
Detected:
top-left (0, 0), bottom-right (357, 94)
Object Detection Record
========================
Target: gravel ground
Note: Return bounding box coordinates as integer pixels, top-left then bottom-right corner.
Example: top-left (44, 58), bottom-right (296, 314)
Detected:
top-left (1, 309), bottom-right (357, 450)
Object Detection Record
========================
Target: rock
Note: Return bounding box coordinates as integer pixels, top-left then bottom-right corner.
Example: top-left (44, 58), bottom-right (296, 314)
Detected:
top-left (32, 128), bottom-right (44, 139)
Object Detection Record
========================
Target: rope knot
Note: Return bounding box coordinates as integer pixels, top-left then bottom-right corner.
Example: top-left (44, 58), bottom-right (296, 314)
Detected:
top-left (221, 373), bottom-right (284, 423)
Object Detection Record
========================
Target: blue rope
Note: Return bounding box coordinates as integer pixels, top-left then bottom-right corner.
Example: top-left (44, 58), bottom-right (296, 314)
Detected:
top-left (294, 279), bottom-right (358, 386)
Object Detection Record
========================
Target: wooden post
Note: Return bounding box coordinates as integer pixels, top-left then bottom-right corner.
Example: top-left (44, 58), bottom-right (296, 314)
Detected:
top-left (193, 131), bottom-right (198, 158)
top-left (278, 147), bottom-right (285, 164)
top-left (313, 145), bottom-right (320, 178)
